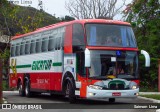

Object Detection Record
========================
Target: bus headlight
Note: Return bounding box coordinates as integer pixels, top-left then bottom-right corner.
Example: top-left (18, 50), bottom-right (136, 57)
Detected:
top-left (89, 85), bottom-right (103, 90)
top-left (129, 81), bottom-right (138, 89)
top-left (132, 85), bottom-right (137, 89)
top-left (129, 81), bottom-right (138, 90)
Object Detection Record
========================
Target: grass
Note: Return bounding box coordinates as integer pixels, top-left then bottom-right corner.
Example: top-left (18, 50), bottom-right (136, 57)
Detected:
top-left (140, 94), bottom-right (160, 100)
top-left (139, 86), bottom-right (158, 92)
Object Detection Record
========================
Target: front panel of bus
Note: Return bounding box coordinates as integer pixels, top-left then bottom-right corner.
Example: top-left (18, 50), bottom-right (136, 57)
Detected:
top-left (77, 23), bottom-right (139, 99)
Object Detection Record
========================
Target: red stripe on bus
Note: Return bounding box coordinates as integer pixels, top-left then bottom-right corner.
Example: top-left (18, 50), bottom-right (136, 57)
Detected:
top-left (86, 46), bottom-right (138, 51)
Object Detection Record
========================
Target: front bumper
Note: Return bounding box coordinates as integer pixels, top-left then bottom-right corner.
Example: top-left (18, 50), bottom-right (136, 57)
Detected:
top-left (86, 86), bottom-right (139, 99)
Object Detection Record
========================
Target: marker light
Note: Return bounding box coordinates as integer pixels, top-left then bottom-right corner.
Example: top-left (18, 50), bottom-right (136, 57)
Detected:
top-left (89, 85), bottom-right (103, 90)
top-left (132, 85), bottom-right (137, 90)
top-left (116, 51), bottom-right (121, 56)
top-left (88, 92), bottom-right (96, 96)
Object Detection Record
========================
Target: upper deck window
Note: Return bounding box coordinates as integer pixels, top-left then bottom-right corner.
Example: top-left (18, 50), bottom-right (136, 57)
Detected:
top-left (36, 39), bottom-right (42, 53)
top-left (11, 45), bottom-right (15, 57)
top-left (42, 38), bottom-right (48, 52)
top-left (20, 42), bottom-right (25, 55)
top-left (16, 43), bottom-right (20, 56)
top-left (86, 24), bottom-right (137, 48)
top-left (48, 36), bottom-right (55, 51)
top-left (25, 41), bottom-right (30, 54)
top-left (30, 40), bottom-right (36, 54)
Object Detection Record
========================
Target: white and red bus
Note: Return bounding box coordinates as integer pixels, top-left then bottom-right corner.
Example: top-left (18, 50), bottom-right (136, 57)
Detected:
top-left (9, 19), bottom-right (150, 103)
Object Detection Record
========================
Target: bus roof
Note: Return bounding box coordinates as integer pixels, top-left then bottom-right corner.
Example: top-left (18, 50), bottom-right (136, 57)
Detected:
top-left (11, 19), bottom-right (131, 40)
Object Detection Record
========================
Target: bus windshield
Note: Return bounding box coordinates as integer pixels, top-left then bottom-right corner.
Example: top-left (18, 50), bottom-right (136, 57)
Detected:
top-left (86, 24), bottom-right (137, 47)
top-left (89, 50), bottom-right (138, 80)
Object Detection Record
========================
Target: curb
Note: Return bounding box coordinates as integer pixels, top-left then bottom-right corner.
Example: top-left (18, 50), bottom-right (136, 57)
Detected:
top-left (3, 91), bottom-right (18, 93)
top-left (2, 98), bottom-right (8, 104)
top-left (138, 96), bottom-right (160, 103)
top-left (139, 92), bottom-right (160, 95)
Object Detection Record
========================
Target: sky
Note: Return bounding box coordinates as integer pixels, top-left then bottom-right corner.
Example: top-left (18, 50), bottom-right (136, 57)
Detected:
top-left (7, 0), bottom-right (132, 20)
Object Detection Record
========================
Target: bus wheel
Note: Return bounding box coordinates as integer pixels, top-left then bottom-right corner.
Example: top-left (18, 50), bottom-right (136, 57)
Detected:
top-left (25, 81), bottom-right (32, 97)
top-left (109, 98), bottom-right (115, 103)
top-left (18, 82), bottom-right (25, 96)
top-left (65, 81), bottom-right (76, 103)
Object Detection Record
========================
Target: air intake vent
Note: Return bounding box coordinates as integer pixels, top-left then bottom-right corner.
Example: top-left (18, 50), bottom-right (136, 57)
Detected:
top-left (108, 80), bottom-right (125, 90)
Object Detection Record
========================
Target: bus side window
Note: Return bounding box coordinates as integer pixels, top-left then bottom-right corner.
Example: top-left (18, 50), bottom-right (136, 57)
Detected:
top-left (30, 40), bottom-right (36, 54)
top-left (36, 39), bottom-right (42, 53)
top-left (20, 42), bottom-right (25, 55)
top-left (25, 41), bottom-right (30, 54)
top-left (16, 43), bottom-right (20, 56)
top-left (42, 38), bottom-right (48, 52)
top-left (61, 33), bottom-right (65, 49)
top-left (59, 32), bottom-right (65, 50)
top-left (48, 36), bottom-right (55, 51)
top-left (11, 45), bottom-right (15, 57)
top-left (73, 24), bottom-right (85, 52)
top-left (56, 37), bottom-right (60, 50)
top-left (53, 36), bottom-right (57, 50)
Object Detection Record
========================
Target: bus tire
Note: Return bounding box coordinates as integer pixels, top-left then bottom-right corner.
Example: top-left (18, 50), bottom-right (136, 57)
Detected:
top-left (109, 98), bottom-right (115, 103)
top-left (25, 80), bottom-right (32, 97)
top-left (18, 82), bottom-right (25, 97)
top-left (65, 80), bottom-right (76, 103)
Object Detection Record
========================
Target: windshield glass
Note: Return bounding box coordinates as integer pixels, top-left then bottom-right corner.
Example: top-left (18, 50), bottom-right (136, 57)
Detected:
top-left (89, 50), bottom-right (138, 79)
top-left (86, 24), bottom-right (137, 47)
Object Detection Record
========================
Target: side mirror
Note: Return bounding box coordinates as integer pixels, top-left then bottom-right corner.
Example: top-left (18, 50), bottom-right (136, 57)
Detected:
top-left (85, 48), bottom-right (91, 67)
top-left (141, 50), bottom-right (150, 67)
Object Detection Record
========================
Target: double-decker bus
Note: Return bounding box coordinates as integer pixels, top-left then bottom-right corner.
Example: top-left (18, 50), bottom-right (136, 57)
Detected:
top-left (9, 19), bottom-right (150, 103)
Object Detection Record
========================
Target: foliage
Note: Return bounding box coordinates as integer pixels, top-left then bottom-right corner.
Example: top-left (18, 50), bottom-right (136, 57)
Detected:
top-left (124, 0), bottom-right (160, 58)
top-left (0, 49), bottom-right (10, 79)
top-left (139, 56), bottom-right (158, 92)
top-left (0, 0), bottom-right (72, 36)
top-left (124, 0), bottom-right (160, 91)
top-left (60, 15), bottom-right (75, 22)
top-left (2, 80), bottom-right (8, 91)
top-left (140, 94), bottom-right (160, 100)
top-left (10, 6), bottom-right (45, 34)
top-left (0, 49), bottom-right (10, 59)
top-left (0, 5), bottom-right (58, 35)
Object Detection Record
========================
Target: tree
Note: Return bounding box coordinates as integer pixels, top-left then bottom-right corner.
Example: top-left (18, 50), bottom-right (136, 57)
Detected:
top-left (60, 15), bottom-right (75, 22)
top-left (65, 0), bottom-right (126, 19)
top-left (0, 1), bottom-right (63, 95)
top-left (124, 0), bottom-right (160, 58)
top-left (10, 6), bottom-right (45, 34)
top-left (123, 0), bottom-right (160, 91)
top-left (0, 0), bottom-right (45, 94)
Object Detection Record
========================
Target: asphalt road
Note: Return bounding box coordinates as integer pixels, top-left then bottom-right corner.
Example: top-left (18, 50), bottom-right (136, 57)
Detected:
top-left (0, 91), bottom-right (159, 112)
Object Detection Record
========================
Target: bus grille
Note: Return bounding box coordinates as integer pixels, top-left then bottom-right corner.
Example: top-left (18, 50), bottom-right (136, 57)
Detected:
top-left (109, 83), bottom-right (125, 90)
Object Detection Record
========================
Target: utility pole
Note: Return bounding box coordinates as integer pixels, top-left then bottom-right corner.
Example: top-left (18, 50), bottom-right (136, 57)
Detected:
top-left (0, 58), bottom-right (2, 103)
top-left (38, 0), bottom-right (43, 11)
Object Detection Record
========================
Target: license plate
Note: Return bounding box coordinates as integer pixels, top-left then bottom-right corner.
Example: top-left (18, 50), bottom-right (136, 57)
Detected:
top-left (112, 92), bottom-right (121, 96)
